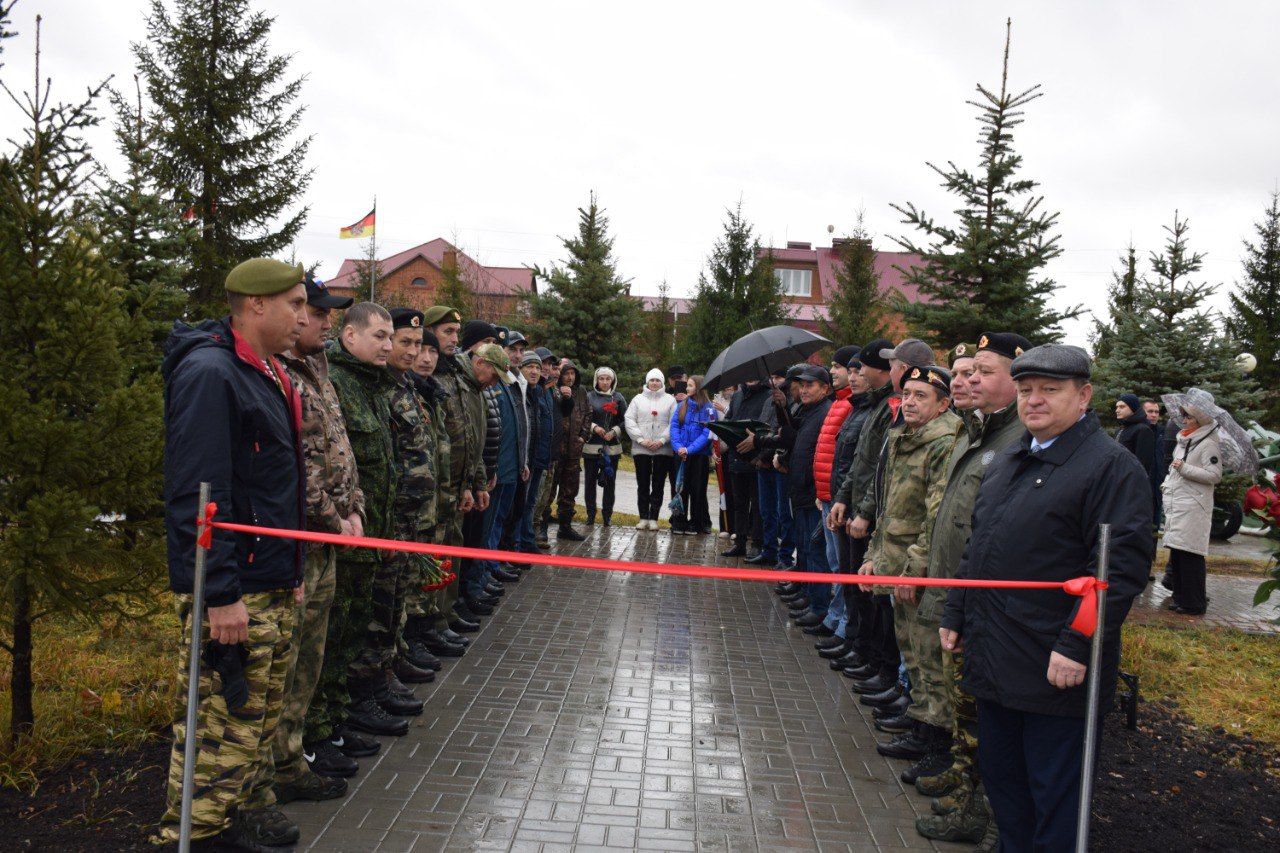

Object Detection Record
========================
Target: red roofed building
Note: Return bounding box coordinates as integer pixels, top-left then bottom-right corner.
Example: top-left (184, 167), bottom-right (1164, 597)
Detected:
top-left (639, 240), bottom-right (928, 341)
top-left (325, 238), bottom-right (535, 321)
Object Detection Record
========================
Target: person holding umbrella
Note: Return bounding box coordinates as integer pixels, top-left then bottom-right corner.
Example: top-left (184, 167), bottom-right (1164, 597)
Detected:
top-left (1159, 389), bottom-right (1225, 615)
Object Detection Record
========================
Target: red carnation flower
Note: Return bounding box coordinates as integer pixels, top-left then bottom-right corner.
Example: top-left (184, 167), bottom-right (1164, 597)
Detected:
top-left (1245, 485), bottom-right (1271, 512)
top-left (1270, 498), bottom-right (1280, 524)
top-left (651, 410), bottom-right (658, 417)
top-left (602, 401), bottom-right (618, 416)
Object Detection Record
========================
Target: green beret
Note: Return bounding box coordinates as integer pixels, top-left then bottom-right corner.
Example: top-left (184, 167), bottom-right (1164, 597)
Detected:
top-left (948, 342), bottom-right (977, 367)
top-left (473, 343), bottom-right (511, 381)
top-left (225, 258), bottom-right (304, 296)
top-left (423, 305), bottom-right (462, 327)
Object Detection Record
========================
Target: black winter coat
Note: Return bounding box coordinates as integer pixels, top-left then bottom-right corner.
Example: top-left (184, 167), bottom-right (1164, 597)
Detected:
top-left (1117, 411), bottom-right (1161, 516)
top-left (725, 382), bottom-right (772, 473)
top-left (162, 318), bottom-right (304, 607)
top-left (788, 397), bottom-right (833, 503)
top-left (940, 413), bottom-right (1153, 717)
top-left (830, 391), bottom-right (872, 496)
top-left (481, 385), bottom-right (501, 479)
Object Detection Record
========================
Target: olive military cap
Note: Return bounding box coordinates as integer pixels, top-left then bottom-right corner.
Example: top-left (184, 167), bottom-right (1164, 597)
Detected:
top-left (225, 258), bottom-right (304, 295)
top-left (423, 305), bottom-right (462, 327)
top-left (948, 342), bottom-right (978, 368)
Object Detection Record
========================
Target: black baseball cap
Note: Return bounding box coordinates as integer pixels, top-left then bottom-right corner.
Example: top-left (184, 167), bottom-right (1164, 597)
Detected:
top-left (304, 273), bottom-right (353, 310)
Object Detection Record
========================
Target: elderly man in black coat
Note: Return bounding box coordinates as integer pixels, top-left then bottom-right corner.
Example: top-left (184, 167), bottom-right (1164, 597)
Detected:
top-left (940, 344), bottom-right (1153, 853)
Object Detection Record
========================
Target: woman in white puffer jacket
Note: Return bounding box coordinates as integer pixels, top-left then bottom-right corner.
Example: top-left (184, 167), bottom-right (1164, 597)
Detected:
top-left (625, 368), bottom-right (677, 529)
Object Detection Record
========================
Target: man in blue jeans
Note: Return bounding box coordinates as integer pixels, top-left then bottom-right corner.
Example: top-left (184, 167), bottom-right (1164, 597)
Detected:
top-left (518, 352), bottom-right (552, 553)
top-left (469, 344), bottom-right (525, 600)
top-left (784, 365), bottom-right (834, 627)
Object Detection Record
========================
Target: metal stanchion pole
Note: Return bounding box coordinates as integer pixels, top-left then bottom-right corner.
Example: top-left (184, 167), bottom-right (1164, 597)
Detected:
top-left (178, 481), bottom-right (212, 853)
top-left (1075, 522), bottom-right (1111, 853)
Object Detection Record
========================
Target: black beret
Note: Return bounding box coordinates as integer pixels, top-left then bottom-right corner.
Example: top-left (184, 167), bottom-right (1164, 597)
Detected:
top-left (832, 345), bottom-right (860, 368)
top-left (903, 364), bottom-right (953, 397)
top-left (1010, 344), bottom-right (1092, 381)
top-left (859, 337), bottom-right (894, 371)
top-left (388, 308), bottom-right (424, 331)
top-left (977, 332), bottom-right (1033, 361)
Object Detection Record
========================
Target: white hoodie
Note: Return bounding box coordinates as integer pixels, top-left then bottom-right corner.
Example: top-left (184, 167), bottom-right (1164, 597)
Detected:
top-left (625, 368), bottom-right (677, 455)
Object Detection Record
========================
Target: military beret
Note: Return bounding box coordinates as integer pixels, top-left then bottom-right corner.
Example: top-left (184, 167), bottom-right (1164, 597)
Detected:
top-left (491, 325), bottom-right (511, 346)
top-left (473, 342), bottom-right (511, 381)
top-left (1010, 344), bottom-right (1092, 381)
top-left (978, 332), bottom-right (1033, 361)
top-left (423, 305), bottom-right (462, 327)
top-left (225, 258), bottom-right (304, 296)
top-left (903, 364), bottom-right (953, 397)
top-left (832, 345), bottom-right (861, 368)
top-left (881, 337), bottom-right (936, 368)
top-left (388, 308), bottom-right (424, 331)
top-left (948, 342), bottom-right (978, 367)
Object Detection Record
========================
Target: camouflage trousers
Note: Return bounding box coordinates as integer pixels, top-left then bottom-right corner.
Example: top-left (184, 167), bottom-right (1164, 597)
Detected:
top-left (266, 547), bottom-right (336, 784)
top-left (943, 647), bottom-right (980, 782)
top-left (893, 594), bottom-right (951, 730)
top-left (158, 589), bottom-right (296, 842)
top-left (307, 557), bottom-right (374, 740)
top-left (536, 458), bottom-right (560, 526)
top-left (433, 489), bottom-right (462, 624)
top-left (347, 553), bottom-right (405, 692)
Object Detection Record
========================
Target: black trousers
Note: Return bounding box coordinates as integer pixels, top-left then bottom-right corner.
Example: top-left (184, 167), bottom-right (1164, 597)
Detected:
top-left (634, 454), bottom-right (672, 520)
top-left (1168, 547), bottom-right (1207, 613)
top-left (728, 469), bottom-right (760, 549)
top-left (676, 453), bottom-right (712, 532)
top-left (720, 457), bottom-right (735, 533)
top-left (582, 454), bottom-right (617, 521)
top-left (498, 478), bottom-right (526, 552)
top-left (459, 508), bottom-right (486, 600)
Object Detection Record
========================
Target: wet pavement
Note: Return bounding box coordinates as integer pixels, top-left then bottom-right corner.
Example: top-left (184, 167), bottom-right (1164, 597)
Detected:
top-left (287, 526), bottom-right (969, 851)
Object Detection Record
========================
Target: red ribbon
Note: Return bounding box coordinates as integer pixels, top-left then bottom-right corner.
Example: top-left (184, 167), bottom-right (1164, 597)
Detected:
top-left (196, 503), bottom-right (1109, 636)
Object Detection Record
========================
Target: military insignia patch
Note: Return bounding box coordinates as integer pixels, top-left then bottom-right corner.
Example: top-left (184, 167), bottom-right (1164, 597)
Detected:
top-left (978, 334), bottom-right (989, 348)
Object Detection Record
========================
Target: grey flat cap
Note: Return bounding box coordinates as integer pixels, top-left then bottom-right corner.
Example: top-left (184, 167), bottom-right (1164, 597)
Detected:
top-left (1009, 344), bottom-right (1092, 381)
top-left (880, 337), bottom-right (936, 368)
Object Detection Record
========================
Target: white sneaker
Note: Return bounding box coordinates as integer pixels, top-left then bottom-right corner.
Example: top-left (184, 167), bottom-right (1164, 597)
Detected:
top-left (647, 519), bottom-right (659, 530)
top-left (636, 519), bottom-right (647, 530)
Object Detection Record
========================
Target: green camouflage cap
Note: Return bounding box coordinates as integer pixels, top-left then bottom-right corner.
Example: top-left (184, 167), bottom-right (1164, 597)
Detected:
top-left (474, 342), bottom-right (511, 382)
top-left (225, 258), bottom-right (304, 295)
top-left (948, 342), bottom-right (978, 367)
top-left (423, 305), bottom-right (462, 326)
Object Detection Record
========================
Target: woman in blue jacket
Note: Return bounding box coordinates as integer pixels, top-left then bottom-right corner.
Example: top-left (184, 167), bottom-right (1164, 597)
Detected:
top-left (669, 375), bottom-right (716, 534)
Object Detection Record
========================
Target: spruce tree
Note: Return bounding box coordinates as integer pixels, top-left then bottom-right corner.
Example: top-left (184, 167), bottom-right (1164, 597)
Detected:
top-left (892, 20), bottom-right (1078, 346)
top-left (434, 249), bottom-right (476, 321)
top-left (1093, 213), bottom-right (1256, 425)
top-left (1226, 192), bottom-right (1280, 426)
top-left (528, 192), bottom-right (640, 374)
top-left (133, 0), bottom-right (312, 310)
top-left (349, 237), bottom-right (383, 304)
top-left (0, 17), bottom-right (165, 742)
top-left (676, 203), bottom-right (790, 371)
top-left (1090, 243), bottom-right (1139, 362)
top-left (822, 214), bottom-right (889, 347)
top-left (634, 279), bottom-right (677, 381)
top-left (92, 75), bottom-right (189, 367)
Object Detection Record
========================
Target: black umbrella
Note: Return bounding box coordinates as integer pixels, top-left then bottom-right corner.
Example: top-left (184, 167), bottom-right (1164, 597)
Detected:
top-left (702, 325), bottom-right (832, 393)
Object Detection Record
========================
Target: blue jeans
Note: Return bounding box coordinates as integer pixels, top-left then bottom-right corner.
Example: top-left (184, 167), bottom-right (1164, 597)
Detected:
top-left (757, 470), bottom-right (795, 563)
top-left (470, 481), bottom-right (516, 598)
top-left (792, 503), bottom-right (830, 617)
top-left (819, 500), bottom-right (847, 637)
top-left (518, 468), bottom-right (545, 552)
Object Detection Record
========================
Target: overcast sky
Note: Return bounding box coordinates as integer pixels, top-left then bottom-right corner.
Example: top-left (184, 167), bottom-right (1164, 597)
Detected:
top-left (8, 0), bottom-right (1280, 345)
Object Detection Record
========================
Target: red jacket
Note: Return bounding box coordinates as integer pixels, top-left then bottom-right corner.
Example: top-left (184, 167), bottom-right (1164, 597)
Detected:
top-left (814, 385), bottom-right (853, 501)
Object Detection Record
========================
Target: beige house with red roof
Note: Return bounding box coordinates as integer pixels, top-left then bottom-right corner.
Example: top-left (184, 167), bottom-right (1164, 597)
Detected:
top-left (325, 238), bottom-right (535, 322)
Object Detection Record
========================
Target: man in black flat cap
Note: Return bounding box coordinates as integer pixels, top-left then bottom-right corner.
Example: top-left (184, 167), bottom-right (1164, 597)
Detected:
top-left (939, 344), bottom-right (1153, 852)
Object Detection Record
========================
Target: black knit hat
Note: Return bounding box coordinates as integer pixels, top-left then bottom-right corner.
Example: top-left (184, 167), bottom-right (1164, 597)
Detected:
top-left (832, 345), bottom-right (860, 368)
top-left (859, 338), bottom-right (893, 371)
top-left (460, 320), bottom-right (498, 351)
top-left (421, 329), bottom-right (440, 351)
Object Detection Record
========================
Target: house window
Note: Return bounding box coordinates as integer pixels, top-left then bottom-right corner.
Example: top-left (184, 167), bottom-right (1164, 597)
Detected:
top-left (774, 268), bottom-right (812, 297)
top-left (411, 277), bottom-right (428, 288)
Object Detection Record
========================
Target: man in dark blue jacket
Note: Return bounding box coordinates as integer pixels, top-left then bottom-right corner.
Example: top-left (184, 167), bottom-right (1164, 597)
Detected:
top-left (159, 258), bottom-right (309, 849)
top-left (518, 352), bottom-right (554, 553)
top-left (940, 345), bottom-right (1152, 853)
top-left (782, 365), bottom-right (835, 627)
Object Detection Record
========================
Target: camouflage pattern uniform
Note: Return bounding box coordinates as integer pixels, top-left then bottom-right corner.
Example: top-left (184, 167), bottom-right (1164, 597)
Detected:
top-left (918, 403), bottom-right (1024, 794)
top-left (388, 371), bottom-right (442, 651)
top-left (158, 591), bottom-right (296, 839)
top-left (270, 349), bottom-right (364, 778)
top-left (867, 408), bottom-right (962, 729)
top-left (322, 343), bottom-right (398, 701)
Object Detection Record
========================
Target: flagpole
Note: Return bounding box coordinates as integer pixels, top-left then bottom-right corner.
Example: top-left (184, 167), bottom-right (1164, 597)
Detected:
top-left (368, 196), bottom-right (378, 304)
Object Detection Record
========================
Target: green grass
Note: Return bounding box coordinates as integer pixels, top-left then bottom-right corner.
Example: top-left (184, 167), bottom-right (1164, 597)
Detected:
top-left (1122, 624), bottom-right (1280, 750)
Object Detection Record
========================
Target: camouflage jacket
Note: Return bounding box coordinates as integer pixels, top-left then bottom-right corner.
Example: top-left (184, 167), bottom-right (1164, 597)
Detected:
top-left (433, 352), bottom-right (488, 492)
top-left (867, 409), bottom-right (962, 578)
top-left (279, 349), bottom-right (365, 534)
top-left (917, 403), bottom-right (1024, 621)
top-left (326, 343), bottom-right (398, 560)
top-left (389, 370), bottom-right (438, 540)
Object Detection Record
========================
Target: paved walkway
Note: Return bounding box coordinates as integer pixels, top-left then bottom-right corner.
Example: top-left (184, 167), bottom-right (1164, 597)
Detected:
top-left (575, 466), bottom-right (721, 521)
top-left (288, 527), bottom-right (968, 851)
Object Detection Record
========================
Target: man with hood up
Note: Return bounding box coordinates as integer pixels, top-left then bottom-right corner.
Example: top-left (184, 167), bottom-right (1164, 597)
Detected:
top-left (553, 359), bottom-right (592, 540)
top-left (1114, 392), bottom-right (1160, 519)
top-left (625, 368), bottom-right (677, 529)
top-left (159, 258), bottom-right (309, 849)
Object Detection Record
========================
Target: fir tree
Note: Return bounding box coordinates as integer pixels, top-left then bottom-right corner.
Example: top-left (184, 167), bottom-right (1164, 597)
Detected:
top-left (892, 20), bottom-right (1079, 346)
top-left (676, 203), bottom-right (790, 372)
top-left (1093, 213), bottom-right (1257, 426)
top-left (1090, 243), bottom-right (1139, 362)
top-left (91, 75), bottom-right (189, 367)
top-left (434, 247), bottom-right (476, 321)
top-left (349, 237), bottom-right (382, 304)
top-left (528, 192), bottom-right (640, 374)
top-left (133, 0), bottom-right (312, 310)
top-left (1226, 192), bottom-right (1280, 426)
top-left (634, 279), bottom-right (677, 377)
top-left (822, 214), bottom-right (889, 347)
top-left (0, 17), bottom-right (164, 742)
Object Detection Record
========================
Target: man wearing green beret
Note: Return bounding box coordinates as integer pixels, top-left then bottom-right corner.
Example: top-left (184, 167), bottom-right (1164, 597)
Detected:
top-left (159, 257), bottom-right (310, 848)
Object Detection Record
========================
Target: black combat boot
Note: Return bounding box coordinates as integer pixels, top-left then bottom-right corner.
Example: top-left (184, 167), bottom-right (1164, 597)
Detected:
top-left (557, 512), bottom-right (586, 541)
top-left (302, 738), bottom-right (358, 778)
top-left (346, 696), bottom-right (409, 737)
top-left (237, 805), bottom-right (300, 848)
top-left (274, 768), bottom-right (348, 802)
top-left (876, 720), bottom-right (931, 760)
